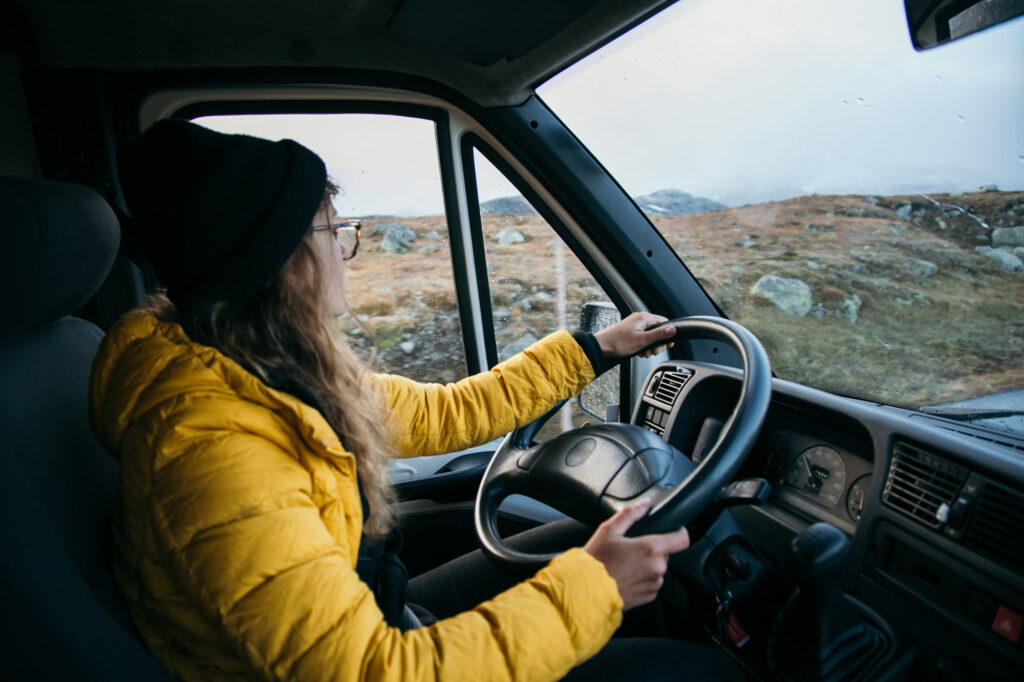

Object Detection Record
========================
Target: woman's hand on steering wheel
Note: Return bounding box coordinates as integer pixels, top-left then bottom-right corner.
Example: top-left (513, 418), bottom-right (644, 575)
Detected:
top-left (594, 312), bottom-right (676, 358)
top-left (583, 499), bottom-right (691, 610)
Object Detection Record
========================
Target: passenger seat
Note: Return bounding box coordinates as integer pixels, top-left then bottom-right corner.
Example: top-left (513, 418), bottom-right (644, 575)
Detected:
top-left (0, 176), bottom-right (175, 680)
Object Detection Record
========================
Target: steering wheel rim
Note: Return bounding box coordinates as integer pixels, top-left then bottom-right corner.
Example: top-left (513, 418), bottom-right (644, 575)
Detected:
top-left (473, 316), bottom-right (772, 574)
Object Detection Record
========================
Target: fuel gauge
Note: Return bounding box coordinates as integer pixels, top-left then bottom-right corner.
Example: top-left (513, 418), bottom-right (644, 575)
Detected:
top-left (846, 474), bottom-right (873, 523)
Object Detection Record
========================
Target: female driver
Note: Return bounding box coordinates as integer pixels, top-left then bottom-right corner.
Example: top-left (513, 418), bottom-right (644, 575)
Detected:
top-left (91, 119), bottom-right (739, 680)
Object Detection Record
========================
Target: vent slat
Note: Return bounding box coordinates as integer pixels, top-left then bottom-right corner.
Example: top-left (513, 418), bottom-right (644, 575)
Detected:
top-left (965, 481), bottom-right (1024, 572)
top-left (973, 507), bottom-right (1024, 534)
top-left (883, 442), bottom-right (966, 530)
top-left (887, 469), bottom-right (960, 497)
top-left (886, 479), bottom-right (947, 507)
top-left (650, 370), bottom-right (691, 406)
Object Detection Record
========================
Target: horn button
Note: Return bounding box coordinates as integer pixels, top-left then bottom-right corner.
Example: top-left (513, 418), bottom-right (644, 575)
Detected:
top-left (517, 425), bottom-right (680, 506)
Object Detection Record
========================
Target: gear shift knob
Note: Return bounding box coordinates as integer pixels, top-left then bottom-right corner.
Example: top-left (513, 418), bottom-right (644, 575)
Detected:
top-left (791, 522), bottom-right (850, 582)
top-left (767, 523), bottom-right (886, 681)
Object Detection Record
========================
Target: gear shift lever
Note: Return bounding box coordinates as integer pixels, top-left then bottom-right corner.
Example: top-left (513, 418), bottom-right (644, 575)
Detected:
top-left (767, 523), bottom-right (888, 681)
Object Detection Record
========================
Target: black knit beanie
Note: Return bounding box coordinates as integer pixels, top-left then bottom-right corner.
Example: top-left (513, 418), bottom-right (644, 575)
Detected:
top-left (117, 118), bottom-right (327, 307)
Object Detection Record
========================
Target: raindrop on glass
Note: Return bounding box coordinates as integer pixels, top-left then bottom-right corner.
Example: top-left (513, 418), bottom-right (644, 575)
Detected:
top-left (957, 115), bottom-right (965, 123)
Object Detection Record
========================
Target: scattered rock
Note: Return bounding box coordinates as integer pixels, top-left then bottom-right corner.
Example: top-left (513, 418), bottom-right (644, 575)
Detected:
top-left (864, 196), bottom-right (880, 205)
top-left (983, 249), bottom-right (1024, 271)
top-left (749, 275), bottom-right (812, 317)
top-left (895, 204), bottom-right (913, 221)
top-left (841, 294), bottom-right (862, 323)
top-left (993, 227), bottom-right (1024, 248)
top-left (904, 258), bottom-right (938, 278)
top-left (381, 231), bottom-right (413, 253)
top-left (423, 230), bottom-right (441, 241)
top-left (399, 341), bottom-right (417, 354)
top-left (495, 227), bottom-right (525, 245)
top-left (805, 224), bottom-right (834, 233)
top-left (732, 235), bottom-right (755, 248)
top-left (935, 218), bottom-right (947, 230)
top-left (374, 222), bottom-right (417, 241)
top-left (418, 244), bottom-right (444, 255)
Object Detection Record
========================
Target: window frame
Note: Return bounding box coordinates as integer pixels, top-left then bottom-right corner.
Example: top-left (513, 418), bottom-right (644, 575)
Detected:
top-left (139, 84), bottom-right (663, 403)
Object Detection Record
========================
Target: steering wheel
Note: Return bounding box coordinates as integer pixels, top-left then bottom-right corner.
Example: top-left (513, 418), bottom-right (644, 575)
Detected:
top-left (474, 316), bottom-right (772, 574)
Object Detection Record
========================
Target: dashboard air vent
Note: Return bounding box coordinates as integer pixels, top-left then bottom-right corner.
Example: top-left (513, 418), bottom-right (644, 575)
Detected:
top-left (649, 370), bottom-right (692, 407)
top-left (883, 442), bottom-right (968, 529)
top-left (965, 482), bottom-right (1024, 572)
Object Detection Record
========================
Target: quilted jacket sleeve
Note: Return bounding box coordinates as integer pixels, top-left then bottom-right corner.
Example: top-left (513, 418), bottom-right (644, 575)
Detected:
top-left (379, 330), bottom-right (595, 457)
top-left (150, 416), bottom-right (622, 682)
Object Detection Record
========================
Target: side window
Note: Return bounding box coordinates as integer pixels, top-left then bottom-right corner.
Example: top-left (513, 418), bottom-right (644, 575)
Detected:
top-left (471, 148), bottom-right (620, 437)
top-left (197, 113), bottom-right (467, 384)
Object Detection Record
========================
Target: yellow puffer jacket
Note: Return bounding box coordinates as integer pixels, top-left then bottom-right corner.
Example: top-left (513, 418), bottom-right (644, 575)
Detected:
top-left (89, 312), bottom-right (623, 682)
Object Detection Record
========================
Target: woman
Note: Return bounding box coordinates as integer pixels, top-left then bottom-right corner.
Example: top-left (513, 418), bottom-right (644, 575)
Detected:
top-left (91, 119), bottom-right (738, 680)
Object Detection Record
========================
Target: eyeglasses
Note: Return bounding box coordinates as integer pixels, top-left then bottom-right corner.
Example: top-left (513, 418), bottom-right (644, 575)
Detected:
top-left (312, 219), bottom-right (361, 260)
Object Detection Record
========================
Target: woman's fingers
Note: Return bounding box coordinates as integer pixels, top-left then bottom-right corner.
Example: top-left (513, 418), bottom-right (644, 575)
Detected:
top-left (600, 499), bottom-right (651, 538)
top-left (640, 527), bottom-right (691, 557)
top-left (594, 312), bottom-right (676, 357)
top-left (584, 501), bottom-right (691, 611)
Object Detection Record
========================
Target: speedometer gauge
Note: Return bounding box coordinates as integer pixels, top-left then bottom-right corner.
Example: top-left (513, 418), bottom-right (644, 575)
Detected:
top-left (784, 445), bottom-right (847, 508)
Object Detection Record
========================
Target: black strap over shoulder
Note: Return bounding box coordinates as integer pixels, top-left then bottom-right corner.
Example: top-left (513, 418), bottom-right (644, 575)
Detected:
top-left (356, 530), bottom-right (408, 627)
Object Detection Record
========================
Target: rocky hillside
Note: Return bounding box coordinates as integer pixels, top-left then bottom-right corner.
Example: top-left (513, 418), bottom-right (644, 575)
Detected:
top-left (652, 190), bottom-right (1024, 405)
top-left (341, 189), bottom-right (1024, 408)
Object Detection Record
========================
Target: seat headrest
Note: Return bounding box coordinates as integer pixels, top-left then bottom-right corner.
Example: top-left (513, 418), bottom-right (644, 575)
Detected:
top-left (0, 177), bottom-right (119, 339)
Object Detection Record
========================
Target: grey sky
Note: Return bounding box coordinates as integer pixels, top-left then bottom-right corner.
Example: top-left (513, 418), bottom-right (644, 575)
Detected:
top-left (202, 0), bottom-right (1024, 216)
top-left (539, 0), bottom-right (1024, 207)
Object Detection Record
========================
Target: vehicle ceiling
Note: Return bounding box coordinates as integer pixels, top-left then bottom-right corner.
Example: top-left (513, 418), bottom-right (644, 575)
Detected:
top-left (7, 0), bottom-right (675, 107)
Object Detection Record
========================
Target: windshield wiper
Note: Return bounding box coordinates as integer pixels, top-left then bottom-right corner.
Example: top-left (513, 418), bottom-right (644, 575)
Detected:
top-left (917, 406), bottom-right (1024, 421)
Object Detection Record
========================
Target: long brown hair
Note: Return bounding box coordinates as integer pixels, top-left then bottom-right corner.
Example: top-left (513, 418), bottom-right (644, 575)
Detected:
top-left (148, 185), bottom-right (397, 538)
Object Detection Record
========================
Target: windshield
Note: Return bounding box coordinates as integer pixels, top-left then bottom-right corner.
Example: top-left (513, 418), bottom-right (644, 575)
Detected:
top-left (539, 0), bottom-right (1024, 413)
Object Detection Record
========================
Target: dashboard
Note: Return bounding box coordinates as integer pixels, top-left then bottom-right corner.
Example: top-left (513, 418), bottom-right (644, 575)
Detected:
top-left (629, 360), bottom-right (1024, 680)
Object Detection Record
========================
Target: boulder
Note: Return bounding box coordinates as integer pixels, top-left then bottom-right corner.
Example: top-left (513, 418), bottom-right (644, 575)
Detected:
top-left (904, 258), bottom-right (938, 278)
top-left (374, 222), bottom-right (417, 241)
top-left (984, 249), bottom-right (1024, 272)
top-left (750, 275), bottom-right (812, 317)
top-left (992, 227), bottom-right (1024, 248)
top-left (381, 230), bottom-right (412, 253)
top-left (496, 227), bottom-right (525, 245)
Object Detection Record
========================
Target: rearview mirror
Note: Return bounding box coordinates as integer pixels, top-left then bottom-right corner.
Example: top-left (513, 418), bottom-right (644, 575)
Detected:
top-left (577, 302), bottom-right (621, 421)
top-left (904, 0), bottom-right (1024, 50)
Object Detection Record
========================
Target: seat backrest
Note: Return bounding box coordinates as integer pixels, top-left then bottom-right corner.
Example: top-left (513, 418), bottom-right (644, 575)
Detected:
top-left (0, 177), bottom-right (175, 680)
